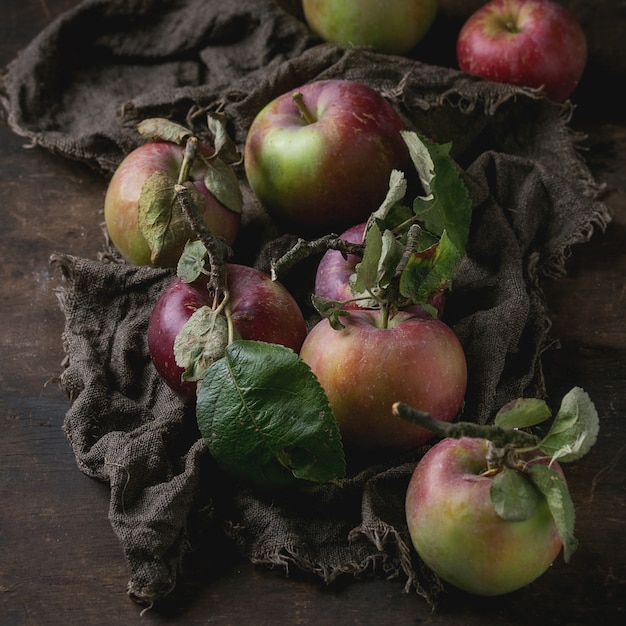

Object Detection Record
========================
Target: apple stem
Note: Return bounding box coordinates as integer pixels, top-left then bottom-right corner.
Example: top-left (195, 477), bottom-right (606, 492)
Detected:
top-left (392, 402), bottom-right (540, 449)
top-left (178, 136), bottom-right (198, 184)
top-left (175, 182), bottom-right (232, 294)
top-left (292, 91), bottom-right (317, 125)
top-left (270, 234), bottom-right (364, 281)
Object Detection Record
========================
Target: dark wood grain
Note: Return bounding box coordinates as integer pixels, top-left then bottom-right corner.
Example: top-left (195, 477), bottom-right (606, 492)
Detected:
top-left (1, 1), bottom-right (625, 624)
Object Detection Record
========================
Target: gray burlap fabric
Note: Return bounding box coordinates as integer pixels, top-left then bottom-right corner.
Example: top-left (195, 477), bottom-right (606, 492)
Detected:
top-left (1, 0), bottom-right (611, 609)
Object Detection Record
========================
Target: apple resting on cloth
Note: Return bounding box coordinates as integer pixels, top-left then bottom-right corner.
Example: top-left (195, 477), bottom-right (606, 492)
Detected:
top-left (302, 0), bottom-right (439, 56)
top-left (104, 141), bottom-right (241, 267)
top-left (456, 0), bottom-right (587, 102)
top-left (244, 79), bottom-right (409, 235)
top-left (299, 309), bottom-right (467, 451)
top-left (148, 264), bottom-right (307, 403)
top-left (405, 436), bottom-right (564, 595)
top-left (314, 221), bottom-right (447, 317)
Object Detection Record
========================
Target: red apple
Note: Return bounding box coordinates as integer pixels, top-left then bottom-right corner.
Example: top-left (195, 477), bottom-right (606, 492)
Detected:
top-left (244, 79), bottom-right (409, 235)
top-left (314, 221), bottom-right (446, 317)
top-left (299, 309), bottom-right (467, 451)
top-left (104, 141), bottom-right (241, 267)
top-left (405, 436), bottom-right (565, 595)
top-left (456, 0), bottom-right (587, 102)
top-left (302, 0), bottom-right (438, 56)
top-left (148, 264), bottom-right (307, 402)
top-left (314, 222), bottom-right (366, 307)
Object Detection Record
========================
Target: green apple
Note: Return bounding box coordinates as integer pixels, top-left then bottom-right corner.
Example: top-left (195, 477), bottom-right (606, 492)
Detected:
top-left (302, 0), bottom-right (439, 55)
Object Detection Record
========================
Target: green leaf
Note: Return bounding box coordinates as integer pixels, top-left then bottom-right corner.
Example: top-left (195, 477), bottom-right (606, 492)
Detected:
top-left (177, 240), bottom-right (208, 283)
top-left (203, 156), bottom-right (243, 215)
top-left (351, 221), bottom-right (383, 296)
top-left (401, 130), bottom-right (435, 199)
top-left (174, 307), bottom-right (234, 383)
top-left (529, 464), bottom-right (579, 562)
top-left (310, 294), bottom-right (351, 330)
top-left (399, 230), bottom-right (460, 308)
top-left (206, 111), bottom-right (241, 165)
top-left (136, 118), bottom-right (193, 144)
top-left (138, 174), bottom-right (200, 265)
top-left (495, 397), bottom-right (553, 430)
top-left (401, 130), bottom-right (472, 253)
top-left (369, 169), bottom-right (408, 224)
top-left (196, 340), bottom-right (346, 486)
top-left (539, 387), bottom-right (600, 463)
top-left (490, 467), bottom-right (541, 522)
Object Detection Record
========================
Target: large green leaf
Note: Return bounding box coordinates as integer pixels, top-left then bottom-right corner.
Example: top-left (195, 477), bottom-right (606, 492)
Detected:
top-left (196, 340), bottom-right (346, 486)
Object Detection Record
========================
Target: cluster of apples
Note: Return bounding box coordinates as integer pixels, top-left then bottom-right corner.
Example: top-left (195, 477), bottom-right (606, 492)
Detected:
top-left (304, 0), bottom-right (588, 103)
top-left (100, 0), bottom-right (594, 601)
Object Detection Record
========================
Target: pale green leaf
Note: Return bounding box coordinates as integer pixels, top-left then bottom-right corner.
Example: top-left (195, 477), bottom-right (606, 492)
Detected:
top-left (529, 464), bottom-right (578, 562)
top-left (204, 157), bottom-right (243, 214)
top-left (495, 397), bottom-right (552, 430)
top-left (539, 387), bottom-right (600, 463)
top-left (136, 118), bottom-right (193, 144)
top-left (138, 174), bottom-right (199, 265)
top-left (174, 307), bottom-right (232, 382)
top-left (490, 467), bottom-right (541, 522)
top-left (177, 240), bottom-right (208, 283)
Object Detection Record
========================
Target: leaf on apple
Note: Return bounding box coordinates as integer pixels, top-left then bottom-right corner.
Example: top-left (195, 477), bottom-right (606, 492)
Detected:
top-left (490, 466), bottom-right (541, 522)
top-left (177, 240), bottom-right (209, 283)
top-left (330, 132), bottom-right (472, 323)
top-left (174, 306), bottom-right (235, 383)
top-left (138, 174), bottom-right (201, 265)
top-left (136, 117), bottom-right (194, 145)
top-left (203, 156), bottom-right (244, 215)
top-left (399, 230), bottom-right (460, 313)
top-left (196, 340), bottom-right (346, 486)
top-left (310, 294), bottom-right (351, 330)
top-left (529, 464), bottom-right (579, 562)
top-left (538, 387), bottom-right (600, 464)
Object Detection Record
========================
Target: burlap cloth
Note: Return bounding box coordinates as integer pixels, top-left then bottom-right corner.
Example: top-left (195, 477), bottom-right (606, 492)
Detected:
top-left (0, 0), bottom-right (612, 609)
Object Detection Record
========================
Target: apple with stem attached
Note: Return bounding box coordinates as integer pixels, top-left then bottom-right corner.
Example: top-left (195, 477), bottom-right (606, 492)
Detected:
top-left (302, 0), bottom-right (439, 56)
top-left (148, 264), bottom-right (307, 402)
top-left (104, 140), bottom-right (241, 267)
top-left (456, 0), bottom-right (587, 102)
top-left (299, 309), bottom-right (467, 451)
top-left (314, 221), bottom-right (447, 317)
top-left (244, 79), bottom-right (409, 235)
top-left (405, 436), bottom-right (565, 595)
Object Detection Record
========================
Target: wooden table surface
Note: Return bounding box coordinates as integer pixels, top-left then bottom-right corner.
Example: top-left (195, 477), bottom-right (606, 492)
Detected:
top-left (1, 1), bottom-right (624, 624)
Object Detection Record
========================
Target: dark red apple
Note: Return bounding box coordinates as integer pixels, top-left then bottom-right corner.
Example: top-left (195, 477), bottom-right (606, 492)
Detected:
top-left (148, 264), bottom-right (308, 402)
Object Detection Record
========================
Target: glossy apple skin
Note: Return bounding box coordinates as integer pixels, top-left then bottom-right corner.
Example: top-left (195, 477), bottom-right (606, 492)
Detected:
top-left (314, 221), bottom-right (446, 317)
top-left (406, 436), bottom-right (564, 595)
top-left (244, 80), bottom-right (408, 235)
top-left (299, 309), bottom-right (467, 451)
top-left (148, 264), bottom-right (307, 402)
top-left (104, 141), bottom-right (241, 267)
top-left (314, 222), bottom-right (365, 306)
top-left (302, 0), bottom-right (438, 55)
top-left (456, 0), bottom-right (587, 102)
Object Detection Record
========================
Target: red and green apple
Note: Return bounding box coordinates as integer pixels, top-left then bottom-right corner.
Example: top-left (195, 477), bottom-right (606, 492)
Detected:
top-left (244, 79), bottom-right (409, 235)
